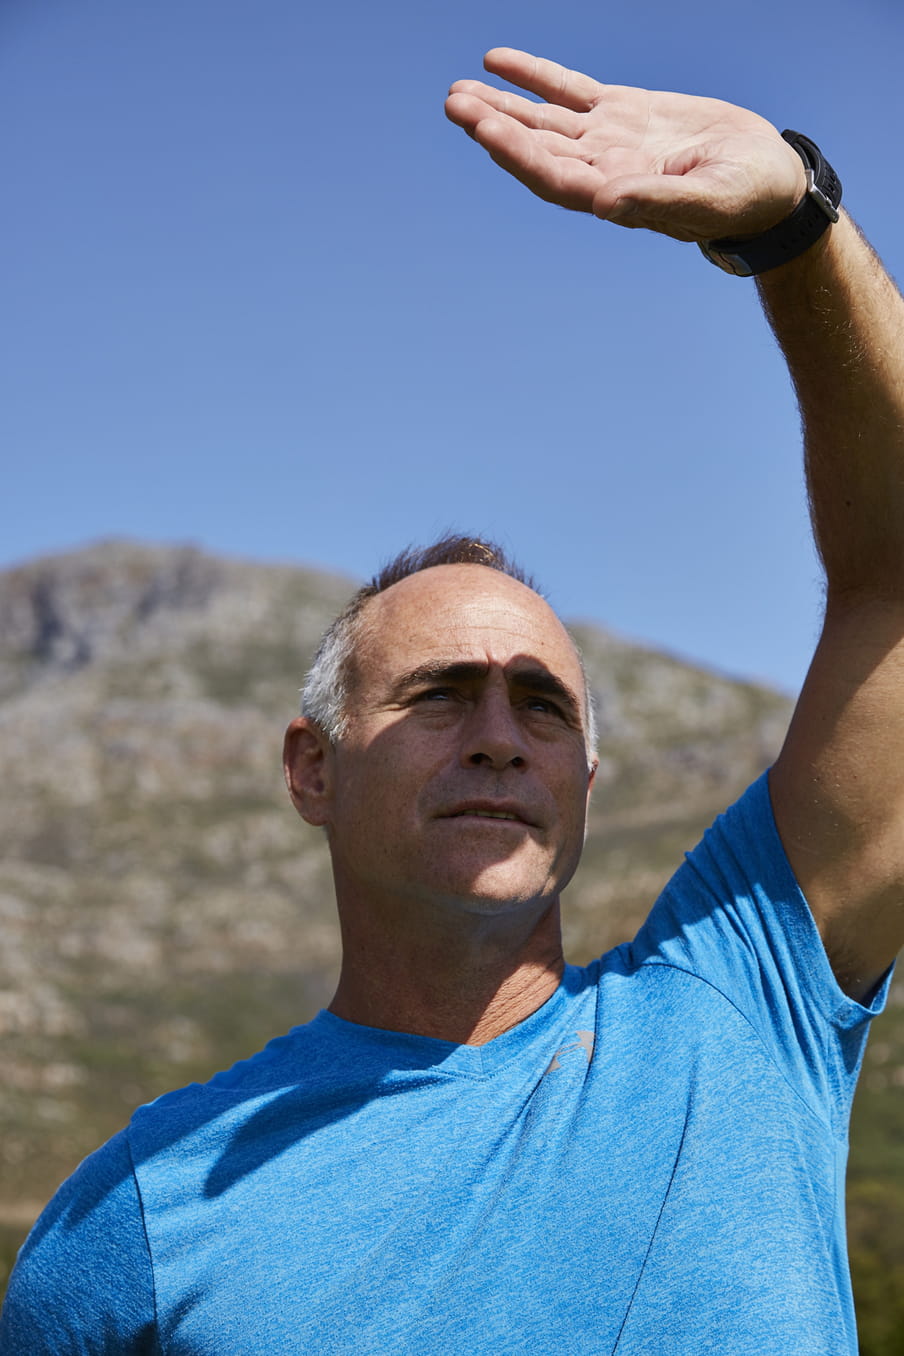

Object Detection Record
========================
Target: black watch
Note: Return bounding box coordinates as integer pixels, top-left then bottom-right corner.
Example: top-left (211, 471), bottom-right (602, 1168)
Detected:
top-left (699, 131), bottom-right (842, 277)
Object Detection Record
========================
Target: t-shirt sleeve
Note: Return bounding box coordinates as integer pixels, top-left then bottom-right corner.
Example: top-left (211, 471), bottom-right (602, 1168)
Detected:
top-left (0, 1129), bottom-right (159, 1355)
top-left (627, 771), bottom-right (893, 1130)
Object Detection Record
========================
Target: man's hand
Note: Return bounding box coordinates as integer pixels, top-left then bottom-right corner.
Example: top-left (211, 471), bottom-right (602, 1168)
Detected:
top-left (446, 48), bottom-right (806, 242)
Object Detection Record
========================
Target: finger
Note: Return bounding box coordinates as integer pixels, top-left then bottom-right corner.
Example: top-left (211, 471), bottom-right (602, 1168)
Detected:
top-left (483, 48), bottom-right (603, 114)
top-left (447, 79), bottom-right (583, 138)
top-left (446, 93), bottom-right (595, 170)
top-left (445, 92), bottom-right (589, 165)
top-left (472, 115), bottom-right (602, 213)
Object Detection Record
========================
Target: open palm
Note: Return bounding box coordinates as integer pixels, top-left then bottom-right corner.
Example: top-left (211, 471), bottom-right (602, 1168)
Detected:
top-left (446, 49), bottom-right (806, 242)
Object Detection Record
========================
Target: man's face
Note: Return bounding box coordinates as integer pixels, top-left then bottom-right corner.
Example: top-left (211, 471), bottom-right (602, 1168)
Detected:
top-left (292, 564), bottom-right (596, 920)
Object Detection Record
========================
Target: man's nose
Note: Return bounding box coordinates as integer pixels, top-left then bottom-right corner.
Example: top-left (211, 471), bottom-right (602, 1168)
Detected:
top-left (460, 692), bottom-right (528, 770)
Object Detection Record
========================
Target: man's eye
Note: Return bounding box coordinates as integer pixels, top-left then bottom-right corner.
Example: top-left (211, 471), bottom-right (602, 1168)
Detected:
top-left (525, 697), bottom-right (560, 716)
top-left (417, 687), bottom-right (454, 702)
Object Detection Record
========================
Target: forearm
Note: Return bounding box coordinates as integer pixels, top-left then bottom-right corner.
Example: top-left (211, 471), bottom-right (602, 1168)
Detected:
top-left (757, 212), bottom-right (904, 598)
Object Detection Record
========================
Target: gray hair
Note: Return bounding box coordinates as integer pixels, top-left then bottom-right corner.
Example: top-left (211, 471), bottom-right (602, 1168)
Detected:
top-left (301, 535), bottom-right (598, 761)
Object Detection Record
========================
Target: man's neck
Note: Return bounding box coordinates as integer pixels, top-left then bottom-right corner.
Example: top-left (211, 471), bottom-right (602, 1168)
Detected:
top-left (327, 898), bottom-right (566, 1046)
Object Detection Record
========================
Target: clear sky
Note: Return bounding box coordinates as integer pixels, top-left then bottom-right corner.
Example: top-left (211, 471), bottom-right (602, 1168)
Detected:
top-left (3, 0), bottom-right (902, 693)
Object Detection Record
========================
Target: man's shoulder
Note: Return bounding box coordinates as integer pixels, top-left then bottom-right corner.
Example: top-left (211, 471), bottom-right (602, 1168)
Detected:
top-left (0, 1130), bottom-right (158, 1353)
top-left (127, 1016), bottom-right (329, 1143)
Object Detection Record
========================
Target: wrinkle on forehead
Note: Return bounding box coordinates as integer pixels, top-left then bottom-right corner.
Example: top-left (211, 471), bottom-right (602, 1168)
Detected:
top-left (351, 564), bottom-right (586, 703)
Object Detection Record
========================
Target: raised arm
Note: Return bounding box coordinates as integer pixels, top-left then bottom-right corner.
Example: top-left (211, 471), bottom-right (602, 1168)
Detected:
top-left (447, 49), bottom-right (904, 1000)
top-left (759, 219), bottom-right (904, 1002)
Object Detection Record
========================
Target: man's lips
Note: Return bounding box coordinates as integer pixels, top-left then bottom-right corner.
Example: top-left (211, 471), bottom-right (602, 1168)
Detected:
top-left (439, 801), bottom-right (538, 827)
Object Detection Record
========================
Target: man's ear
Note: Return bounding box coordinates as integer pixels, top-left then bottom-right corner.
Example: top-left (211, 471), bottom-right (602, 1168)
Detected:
top-left (283, 717), bottom-right (334, 827)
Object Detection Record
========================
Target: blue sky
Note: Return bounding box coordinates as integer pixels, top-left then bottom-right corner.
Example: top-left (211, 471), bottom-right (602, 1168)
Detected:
top-left (3, 0), bottom-right (902, 693)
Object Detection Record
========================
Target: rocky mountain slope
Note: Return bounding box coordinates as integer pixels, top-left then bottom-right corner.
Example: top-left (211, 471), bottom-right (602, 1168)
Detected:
top-left (1, 541), bottom-right (900, 1345)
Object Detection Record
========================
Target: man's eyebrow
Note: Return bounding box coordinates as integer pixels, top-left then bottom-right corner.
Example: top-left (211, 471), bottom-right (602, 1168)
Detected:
top-left (391, 660), bottom-right (582, 720)
top-left (392, 661), bottom-right (490, 692)
top-left (511, 666), bottom-right (582, 719)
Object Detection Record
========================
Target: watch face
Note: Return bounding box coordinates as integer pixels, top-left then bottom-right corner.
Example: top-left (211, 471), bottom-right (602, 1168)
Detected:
top-left (716, 250), bottom-right (755, 278)
top-left (698, 241), bottom-right (755, 277)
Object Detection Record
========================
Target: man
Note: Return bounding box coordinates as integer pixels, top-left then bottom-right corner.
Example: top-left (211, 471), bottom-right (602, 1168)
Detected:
top-left (2, 46), bottom-right (903, 1355)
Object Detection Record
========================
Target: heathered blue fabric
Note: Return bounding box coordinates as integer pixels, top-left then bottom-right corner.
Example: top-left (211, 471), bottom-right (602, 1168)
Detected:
top-left (1, 773), bottom-right (890, 1355)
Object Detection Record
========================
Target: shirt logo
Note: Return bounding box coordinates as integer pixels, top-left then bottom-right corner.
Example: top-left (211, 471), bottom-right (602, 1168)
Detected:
top-left (545, 1030), bottom-right (594, 1073)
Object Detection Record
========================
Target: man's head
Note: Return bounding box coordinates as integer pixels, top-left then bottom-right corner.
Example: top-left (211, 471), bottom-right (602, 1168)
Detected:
top-left (284, 536), bottom-right (598, 921)
top-left (301, 535), bottom-right (598, 759)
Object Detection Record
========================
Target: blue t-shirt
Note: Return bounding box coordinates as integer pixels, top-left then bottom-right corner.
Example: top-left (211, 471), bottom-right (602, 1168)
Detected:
top-left (1, 775), bottom-right (890, 1354)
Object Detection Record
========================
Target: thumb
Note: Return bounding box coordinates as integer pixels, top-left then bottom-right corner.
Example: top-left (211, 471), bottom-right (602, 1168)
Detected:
top-left (591, 169), bottom-right (760, 243)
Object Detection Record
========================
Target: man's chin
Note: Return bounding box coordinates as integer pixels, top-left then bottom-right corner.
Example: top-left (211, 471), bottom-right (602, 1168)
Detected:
top-left (428, 867), bottom-right (561, 918)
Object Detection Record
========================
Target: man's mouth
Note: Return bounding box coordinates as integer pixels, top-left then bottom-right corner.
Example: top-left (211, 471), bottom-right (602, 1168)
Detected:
top-left (443, 803), bottom-right (535, 825)
top-left (458, 810), bottom-right (522, 821)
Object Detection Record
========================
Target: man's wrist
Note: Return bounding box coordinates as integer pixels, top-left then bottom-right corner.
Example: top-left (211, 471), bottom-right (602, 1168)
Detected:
top-left (699, 132), bottom-right (842, 278)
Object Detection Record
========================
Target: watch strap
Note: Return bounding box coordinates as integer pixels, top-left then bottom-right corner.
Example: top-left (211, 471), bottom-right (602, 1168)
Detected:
top-left (699, 131), bottom-right (842, 278)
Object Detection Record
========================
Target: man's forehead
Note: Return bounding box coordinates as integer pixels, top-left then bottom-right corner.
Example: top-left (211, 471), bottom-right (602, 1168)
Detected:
top-left (356, 564), bottom-right (582, 678)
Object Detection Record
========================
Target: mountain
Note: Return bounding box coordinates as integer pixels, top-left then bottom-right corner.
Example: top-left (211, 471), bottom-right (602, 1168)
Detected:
top-left (0, 541), bottom-right (900, 1348)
